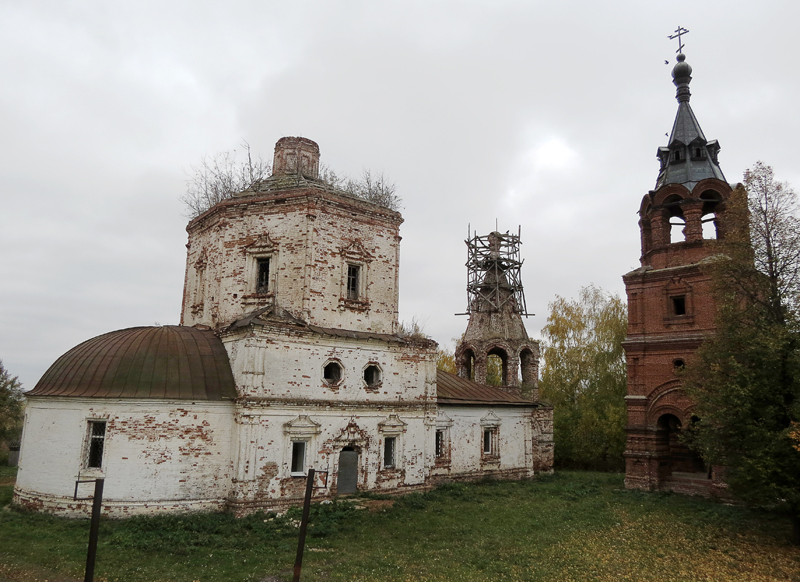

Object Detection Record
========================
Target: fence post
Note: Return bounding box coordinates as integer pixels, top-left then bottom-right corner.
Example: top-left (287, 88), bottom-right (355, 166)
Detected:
top-left (84, 478), bottom-right (104, 582)
top-left (292, 468), bottom-right (315, 582)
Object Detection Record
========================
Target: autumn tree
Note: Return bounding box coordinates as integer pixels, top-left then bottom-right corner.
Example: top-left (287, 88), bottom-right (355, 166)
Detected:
top-left (0, 360), bottom-right (24, 452)
top-left (435, 346), bottom-right (456, 374)
top-left (685, 162), bottom-right (800, 544)
top-left (539, 285), bottom-right (628, 470)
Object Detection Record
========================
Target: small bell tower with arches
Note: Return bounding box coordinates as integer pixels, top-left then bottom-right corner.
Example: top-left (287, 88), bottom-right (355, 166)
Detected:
top-left (455, 227), bottom-right (540, 399)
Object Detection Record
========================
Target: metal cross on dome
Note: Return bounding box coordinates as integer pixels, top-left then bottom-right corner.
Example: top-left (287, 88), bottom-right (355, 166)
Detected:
top-left (669, 26), bottom-right (690, 54)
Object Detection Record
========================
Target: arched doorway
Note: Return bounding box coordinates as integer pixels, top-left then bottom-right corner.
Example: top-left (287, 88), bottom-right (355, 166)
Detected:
top-left (337, 447), bottom-right (358, 494)
top-left (656, 414), bottom-right (705, 481)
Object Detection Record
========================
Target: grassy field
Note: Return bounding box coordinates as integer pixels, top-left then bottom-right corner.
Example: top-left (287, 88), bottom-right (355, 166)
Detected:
top-left (1, 469), bottom-right (799, 582)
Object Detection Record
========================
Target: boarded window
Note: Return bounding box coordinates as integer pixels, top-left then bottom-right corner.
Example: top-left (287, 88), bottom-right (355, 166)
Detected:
top-left (256, 258), bottom-right (270, 294)
top-left (347, 264), bottom-right (360, 300)
top-left (383, 437), bottom-right (396, 469)
top-left (291, 441), bottom-right (306, 474)
top-left (86, 421), bottom-right (106, 469)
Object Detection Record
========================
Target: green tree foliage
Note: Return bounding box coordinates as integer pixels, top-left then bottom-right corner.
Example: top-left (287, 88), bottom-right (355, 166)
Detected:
top-left (436, 347), bottom-right (456, 374)
top-left (485, 355), bottom-right (503, 386)
top-left (0, 360), bottom-right (24, 447)
top-left (539, 285), bottom-right (628, 471)
top-left (685, 162), bottom-right (800, 544)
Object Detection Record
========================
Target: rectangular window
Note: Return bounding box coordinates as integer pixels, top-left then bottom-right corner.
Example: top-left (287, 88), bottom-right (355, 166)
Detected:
top-left (483, 429), bottom-right (492, 455)
top-left (672, 295), bottom-right (686, 316)
top-left (347, 264), bottom-right (360, 300)
top-left (86, 421), bottom-right (106, 469)
top-left (435, 430), bottom-right (444, 458)
top-left (256, 258), bottom-right (270, 294)
top-left (383, 437), bottom-right (396, 469)
top-left (291, 441), bottom-right (306, 474)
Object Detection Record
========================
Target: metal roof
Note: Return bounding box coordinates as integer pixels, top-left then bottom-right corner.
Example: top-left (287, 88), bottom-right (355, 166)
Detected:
top-left (28, 326), bottom-right (237, 401)
top-left (436, 369), bottom-right (538, 406)
top-left (654, 54), bottom-right (726, 191)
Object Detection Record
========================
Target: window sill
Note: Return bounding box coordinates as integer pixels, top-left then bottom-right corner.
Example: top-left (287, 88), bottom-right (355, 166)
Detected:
top-left (242, 293), bottom-right (274, 305)
top-left (338, 298), bottom-right (370, 311)
top-left (291, 472), bottom-right (307, 478)
top-left (79, 468), bottom-right (105, 478)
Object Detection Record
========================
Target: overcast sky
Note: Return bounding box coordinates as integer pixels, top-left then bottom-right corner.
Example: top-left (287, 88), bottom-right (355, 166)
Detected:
top-left (2, 1), bottom-right (798, 389)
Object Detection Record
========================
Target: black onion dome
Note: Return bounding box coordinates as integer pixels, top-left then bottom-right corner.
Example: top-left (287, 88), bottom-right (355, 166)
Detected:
top-left (672, 53), bottom-right (693, 83)
top-left (29, 326), bottom-right (237, 400)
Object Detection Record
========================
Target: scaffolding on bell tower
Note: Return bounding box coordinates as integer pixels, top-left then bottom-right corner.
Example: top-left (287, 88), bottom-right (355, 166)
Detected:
top-left (461, 225), bottom-right (530, 316)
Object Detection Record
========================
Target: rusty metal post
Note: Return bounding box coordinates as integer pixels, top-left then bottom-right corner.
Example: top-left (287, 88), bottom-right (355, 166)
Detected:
top-left (292, 468), bottom-right (315, 582)
top-left (84, 478), bottom-right (104, 582)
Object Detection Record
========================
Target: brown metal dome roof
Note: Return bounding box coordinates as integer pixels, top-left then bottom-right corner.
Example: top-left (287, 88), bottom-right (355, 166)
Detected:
top-left (29, 326), bottom-right (237, 400)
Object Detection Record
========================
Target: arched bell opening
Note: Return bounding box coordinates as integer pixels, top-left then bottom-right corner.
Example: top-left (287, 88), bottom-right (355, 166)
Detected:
top-left (700, 190), bottom-right (722, 240)
top-left (486, 346), bottom-right (509, 386)
top-left (458, 348), bottom-right (476, 381)
top-left (663, 195), bottom-right (686, 243)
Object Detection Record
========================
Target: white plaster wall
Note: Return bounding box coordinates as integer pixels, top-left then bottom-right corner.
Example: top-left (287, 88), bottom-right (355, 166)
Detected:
top-left (436, 405), bottom-right (536, 478)
top-left (229, 404), bottom-right (432, 509)
top-left (181, 191), bottom-right (401, 334)
top-left (224, 327), bottom-right (436, 404)
top-left (15, 397), bottom-right (235, 516)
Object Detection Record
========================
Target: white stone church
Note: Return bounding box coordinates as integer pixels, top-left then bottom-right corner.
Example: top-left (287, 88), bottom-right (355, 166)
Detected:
top-left (14, 137), bottom-right (553, 517)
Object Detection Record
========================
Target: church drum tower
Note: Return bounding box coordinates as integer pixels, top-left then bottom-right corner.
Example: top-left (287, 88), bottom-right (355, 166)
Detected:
top-left (622, 49), bottom-right (733, 495)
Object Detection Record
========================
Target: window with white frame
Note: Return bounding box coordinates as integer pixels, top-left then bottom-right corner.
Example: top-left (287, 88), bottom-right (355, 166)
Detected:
top-left (483, 428), bottom-right (494, 455)
top-left (85, 420), bottom-right (107, 469)
top-left (283, 415), bottom-right (321, 477)
top-left (378, 414), bottom-right (406, 471)
top-left (434, 411), bottom-right (453, 464)
top-left (339, 239), bottom-right (372, 309)
top-left (383, 437), bottom-right (396, 469)
top-left (346, 264), bottom-right (360, 300)
top-left (480, 411), bottom-right (501, 461)
top-left (244, 234), bottom-right (278, 301)
top-left (256, 257), bottom-right (271, 294)
top-left (435, 430), bottom-right (445, 458)
top-left (291, 441), bottom-right (306, 475)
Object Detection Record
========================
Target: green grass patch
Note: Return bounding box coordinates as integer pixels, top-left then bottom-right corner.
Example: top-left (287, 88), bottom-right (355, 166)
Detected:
top-left (1, 471), bottom-right (798, 581)
top-left (0, 465), bottom-right (17, 479)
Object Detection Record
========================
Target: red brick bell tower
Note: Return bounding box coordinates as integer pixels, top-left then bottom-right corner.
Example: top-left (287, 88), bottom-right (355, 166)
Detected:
top-left (622, 51), bottom-right (732, 495)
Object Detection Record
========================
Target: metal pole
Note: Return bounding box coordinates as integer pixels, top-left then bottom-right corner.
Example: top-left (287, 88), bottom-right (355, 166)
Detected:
top-left (292, 468), bottom-right (315, 582)
top-left (84, 478), bottom-right (104, 582)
